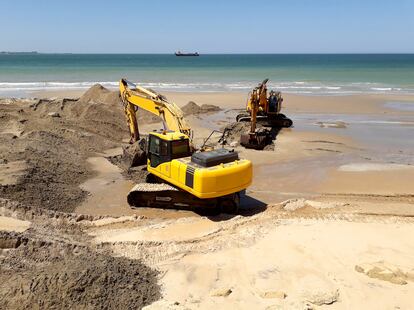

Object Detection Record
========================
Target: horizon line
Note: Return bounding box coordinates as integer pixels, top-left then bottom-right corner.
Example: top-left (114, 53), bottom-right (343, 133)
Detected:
top-left (1, 51), bottom-right (414, 55)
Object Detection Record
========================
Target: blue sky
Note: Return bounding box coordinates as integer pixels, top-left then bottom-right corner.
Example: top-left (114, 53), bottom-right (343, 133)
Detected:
top-left (1, 0), bottom-right (413, 53)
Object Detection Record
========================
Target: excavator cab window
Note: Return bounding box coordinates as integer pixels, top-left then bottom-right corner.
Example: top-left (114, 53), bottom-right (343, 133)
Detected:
top-left (171, 139), bottom-right (190, 159)
top-left (148, 135), bottom-right (191, 167)
top-left (268, 94), bottom-right (278, 113)
top-left (148, 135), bottom-right (170, 167)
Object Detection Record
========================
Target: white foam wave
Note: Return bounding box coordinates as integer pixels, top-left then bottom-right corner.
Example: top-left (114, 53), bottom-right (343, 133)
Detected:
top-left (371, 87), bottom-right (392, 91)
top-left (0, 81), bottom-right (412, 96)
top-left (0, 81), bottom-right (118, 88)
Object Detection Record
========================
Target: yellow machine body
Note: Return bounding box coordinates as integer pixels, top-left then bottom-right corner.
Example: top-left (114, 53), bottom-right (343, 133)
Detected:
top-left (147, 131), bottom-right (252, 199)
top-left (237, 79), bottom-right (292, 129)
top-left (246, 82), bottom-right (282, 116)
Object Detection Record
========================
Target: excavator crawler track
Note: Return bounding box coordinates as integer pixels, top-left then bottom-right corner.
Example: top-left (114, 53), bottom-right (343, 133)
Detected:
top-left (236, 114), bottom-right (293, 128)
top-left (127, 183), bottom-right (240, 214)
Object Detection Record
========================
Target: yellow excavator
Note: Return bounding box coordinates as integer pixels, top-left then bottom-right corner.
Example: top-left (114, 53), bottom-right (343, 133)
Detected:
top-left (119, 79), bottom-right (252, 212)
top-left (236, 79), bottom-right (293, 128)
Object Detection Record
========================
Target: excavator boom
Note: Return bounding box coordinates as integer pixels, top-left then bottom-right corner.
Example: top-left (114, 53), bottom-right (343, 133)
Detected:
top-left (119, 79), bottom-right (192, 143)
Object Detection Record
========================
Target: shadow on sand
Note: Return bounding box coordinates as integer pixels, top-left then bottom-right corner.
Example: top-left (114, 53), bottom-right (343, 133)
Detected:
top-left (204, 192), bottom-right (267, 222)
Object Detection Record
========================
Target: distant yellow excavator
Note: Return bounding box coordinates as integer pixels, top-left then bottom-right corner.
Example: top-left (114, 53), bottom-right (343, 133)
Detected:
top-left (119, 79), bottom-right (252, 212)
top-left (236, 79), bottom-right (293, 150)
top-left (236, 79), bottom-right (293, 128)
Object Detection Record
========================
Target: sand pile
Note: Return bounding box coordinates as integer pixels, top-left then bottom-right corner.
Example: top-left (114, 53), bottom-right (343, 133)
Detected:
top-left (181, 101), bottom-right (221, 116)
top-left (0, 242), bottom-right (160, 309)
top-left (0, 199), bottom-right (161, 309)
top-left (78, 83), bottom-right (118, 104)
top-left (0, 130), bottom-right (90, 212)
top-left (0, 84), bottom-right (133, 213)
top-left (66, 84), bottom-right (127, 141)
top-left (77, 84), bottom-right (160, 124)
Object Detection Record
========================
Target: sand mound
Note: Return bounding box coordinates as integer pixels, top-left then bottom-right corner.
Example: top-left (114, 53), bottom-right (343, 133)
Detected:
top-left (181, 101), bottom-right (221, 116)
top-left (66, 84), bottom-right (127, 140)
top-left (0, 84), bottom-right (132, 212)
top-left (78, 83), bottom-right (111, 103)
top-left (79, 83), bottom-right (160, 124)
top-left (0, 130), bottom-right (89, 212)
top-left (0, 233), bottom-right (160, 309)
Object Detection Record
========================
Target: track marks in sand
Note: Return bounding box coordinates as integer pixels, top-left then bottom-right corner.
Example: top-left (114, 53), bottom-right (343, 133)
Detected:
top-left (90, 217), bottom-right (221, 243)
top-left (91, 201), bottom-right (414, 268)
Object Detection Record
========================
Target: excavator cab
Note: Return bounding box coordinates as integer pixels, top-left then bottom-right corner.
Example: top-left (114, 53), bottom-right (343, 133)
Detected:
top-left (148, 131), bottom-right (191, 168)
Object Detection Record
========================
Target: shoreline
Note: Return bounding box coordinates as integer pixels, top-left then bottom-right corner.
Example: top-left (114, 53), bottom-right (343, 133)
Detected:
top-left (29, 89), bottom-right (414, 117)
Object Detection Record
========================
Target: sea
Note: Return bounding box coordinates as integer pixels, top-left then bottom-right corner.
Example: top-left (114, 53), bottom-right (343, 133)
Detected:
top-left (0, 54), bottom-right (414, 97)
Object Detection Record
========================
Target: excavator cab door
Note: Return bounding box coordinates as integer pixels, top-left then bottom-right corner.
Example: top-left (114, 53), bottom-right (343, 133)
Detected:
top-left (148, 135), bottom-right (171, 177)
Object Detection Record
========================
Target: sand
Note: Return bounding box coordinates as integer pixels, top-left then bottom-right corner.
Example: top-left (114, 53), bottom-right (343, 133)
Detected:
top-left (0, 216), bottom-right (31, 232)
top-left (92, 207), bottom-right (414, 309)
top-left (0, 85), bottom-right (413, 309)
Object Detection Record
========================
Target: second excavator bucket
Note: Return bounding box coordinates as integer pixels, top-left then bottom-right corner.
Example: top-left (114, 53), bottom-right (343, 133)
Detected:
top-left (240, 129), bottom-right (272, 150)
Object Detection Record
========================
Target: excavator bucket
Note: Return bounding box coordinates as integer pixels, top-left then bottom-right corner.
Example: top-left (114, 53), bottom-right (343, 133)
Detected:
top-left (240, 129), bottom-right (272, 150)
top-left (121, 138), bottom-right (147, 168)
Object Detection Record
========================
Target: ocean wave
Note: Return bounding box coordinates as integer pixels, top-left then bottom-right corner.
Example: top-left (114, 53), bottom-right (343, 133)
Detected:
top-left (371, 87), bottom-right (393, 91)
top-left (0, 81), bottom-right (413, 96)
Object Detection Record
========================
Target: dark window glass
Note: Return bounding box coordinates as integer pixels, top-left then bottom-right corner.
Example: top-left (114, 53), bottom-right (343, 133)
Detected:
top-left (171, 140), bottom-right (190, 158)
top-left (160, 140), bottom-right (168, 156)
top-left (149, 136), bottom-right (160, 154)
top-left (149, 135), bottom-right (172, 167)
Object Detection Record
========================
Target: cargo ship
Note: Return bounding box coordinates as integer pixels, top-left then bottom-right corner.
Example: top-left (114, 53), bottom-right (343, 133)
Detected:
top-left (175, 51), bottom-right (199, 56)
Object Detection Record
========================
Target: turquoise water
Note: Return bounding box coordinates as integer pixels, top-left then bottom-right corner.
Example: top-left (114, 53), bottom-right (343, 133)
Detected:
top-left (1, 54), bottom-right (414, 96)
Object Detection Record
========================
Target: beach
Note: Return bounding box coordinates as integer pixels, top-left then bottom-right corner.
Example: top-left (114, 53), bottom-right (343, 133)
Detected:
top-left (2, 0), bottom-right (414, 306)
top-left (1, 84), bottom-right (413, 309)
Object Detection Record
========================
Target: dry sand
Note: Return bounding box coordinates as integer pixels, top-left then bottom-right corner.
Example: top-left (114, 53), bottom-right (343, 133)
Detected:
top-left (0, 216), bottom-right (31, 232)
top-left (1, 85), bottom-right (413, 309)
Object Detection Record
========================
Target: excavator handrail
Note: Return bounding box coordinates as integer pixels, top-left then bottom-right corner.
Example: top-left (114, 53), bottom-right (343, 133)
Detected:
top-left (119, 79), bottom-right (193, 143)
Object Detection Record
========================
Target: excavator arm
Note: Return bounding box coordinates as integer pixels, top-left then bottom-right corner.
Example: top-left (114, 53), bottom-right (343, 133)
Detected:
top-left (119, 79), bottom-right (192, 143)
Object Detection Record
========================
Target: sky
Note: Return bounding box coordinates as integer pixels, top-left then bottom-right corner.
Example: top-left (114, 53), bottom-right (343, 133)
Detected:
top-left (1, 0), bottom-right (413, 53)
